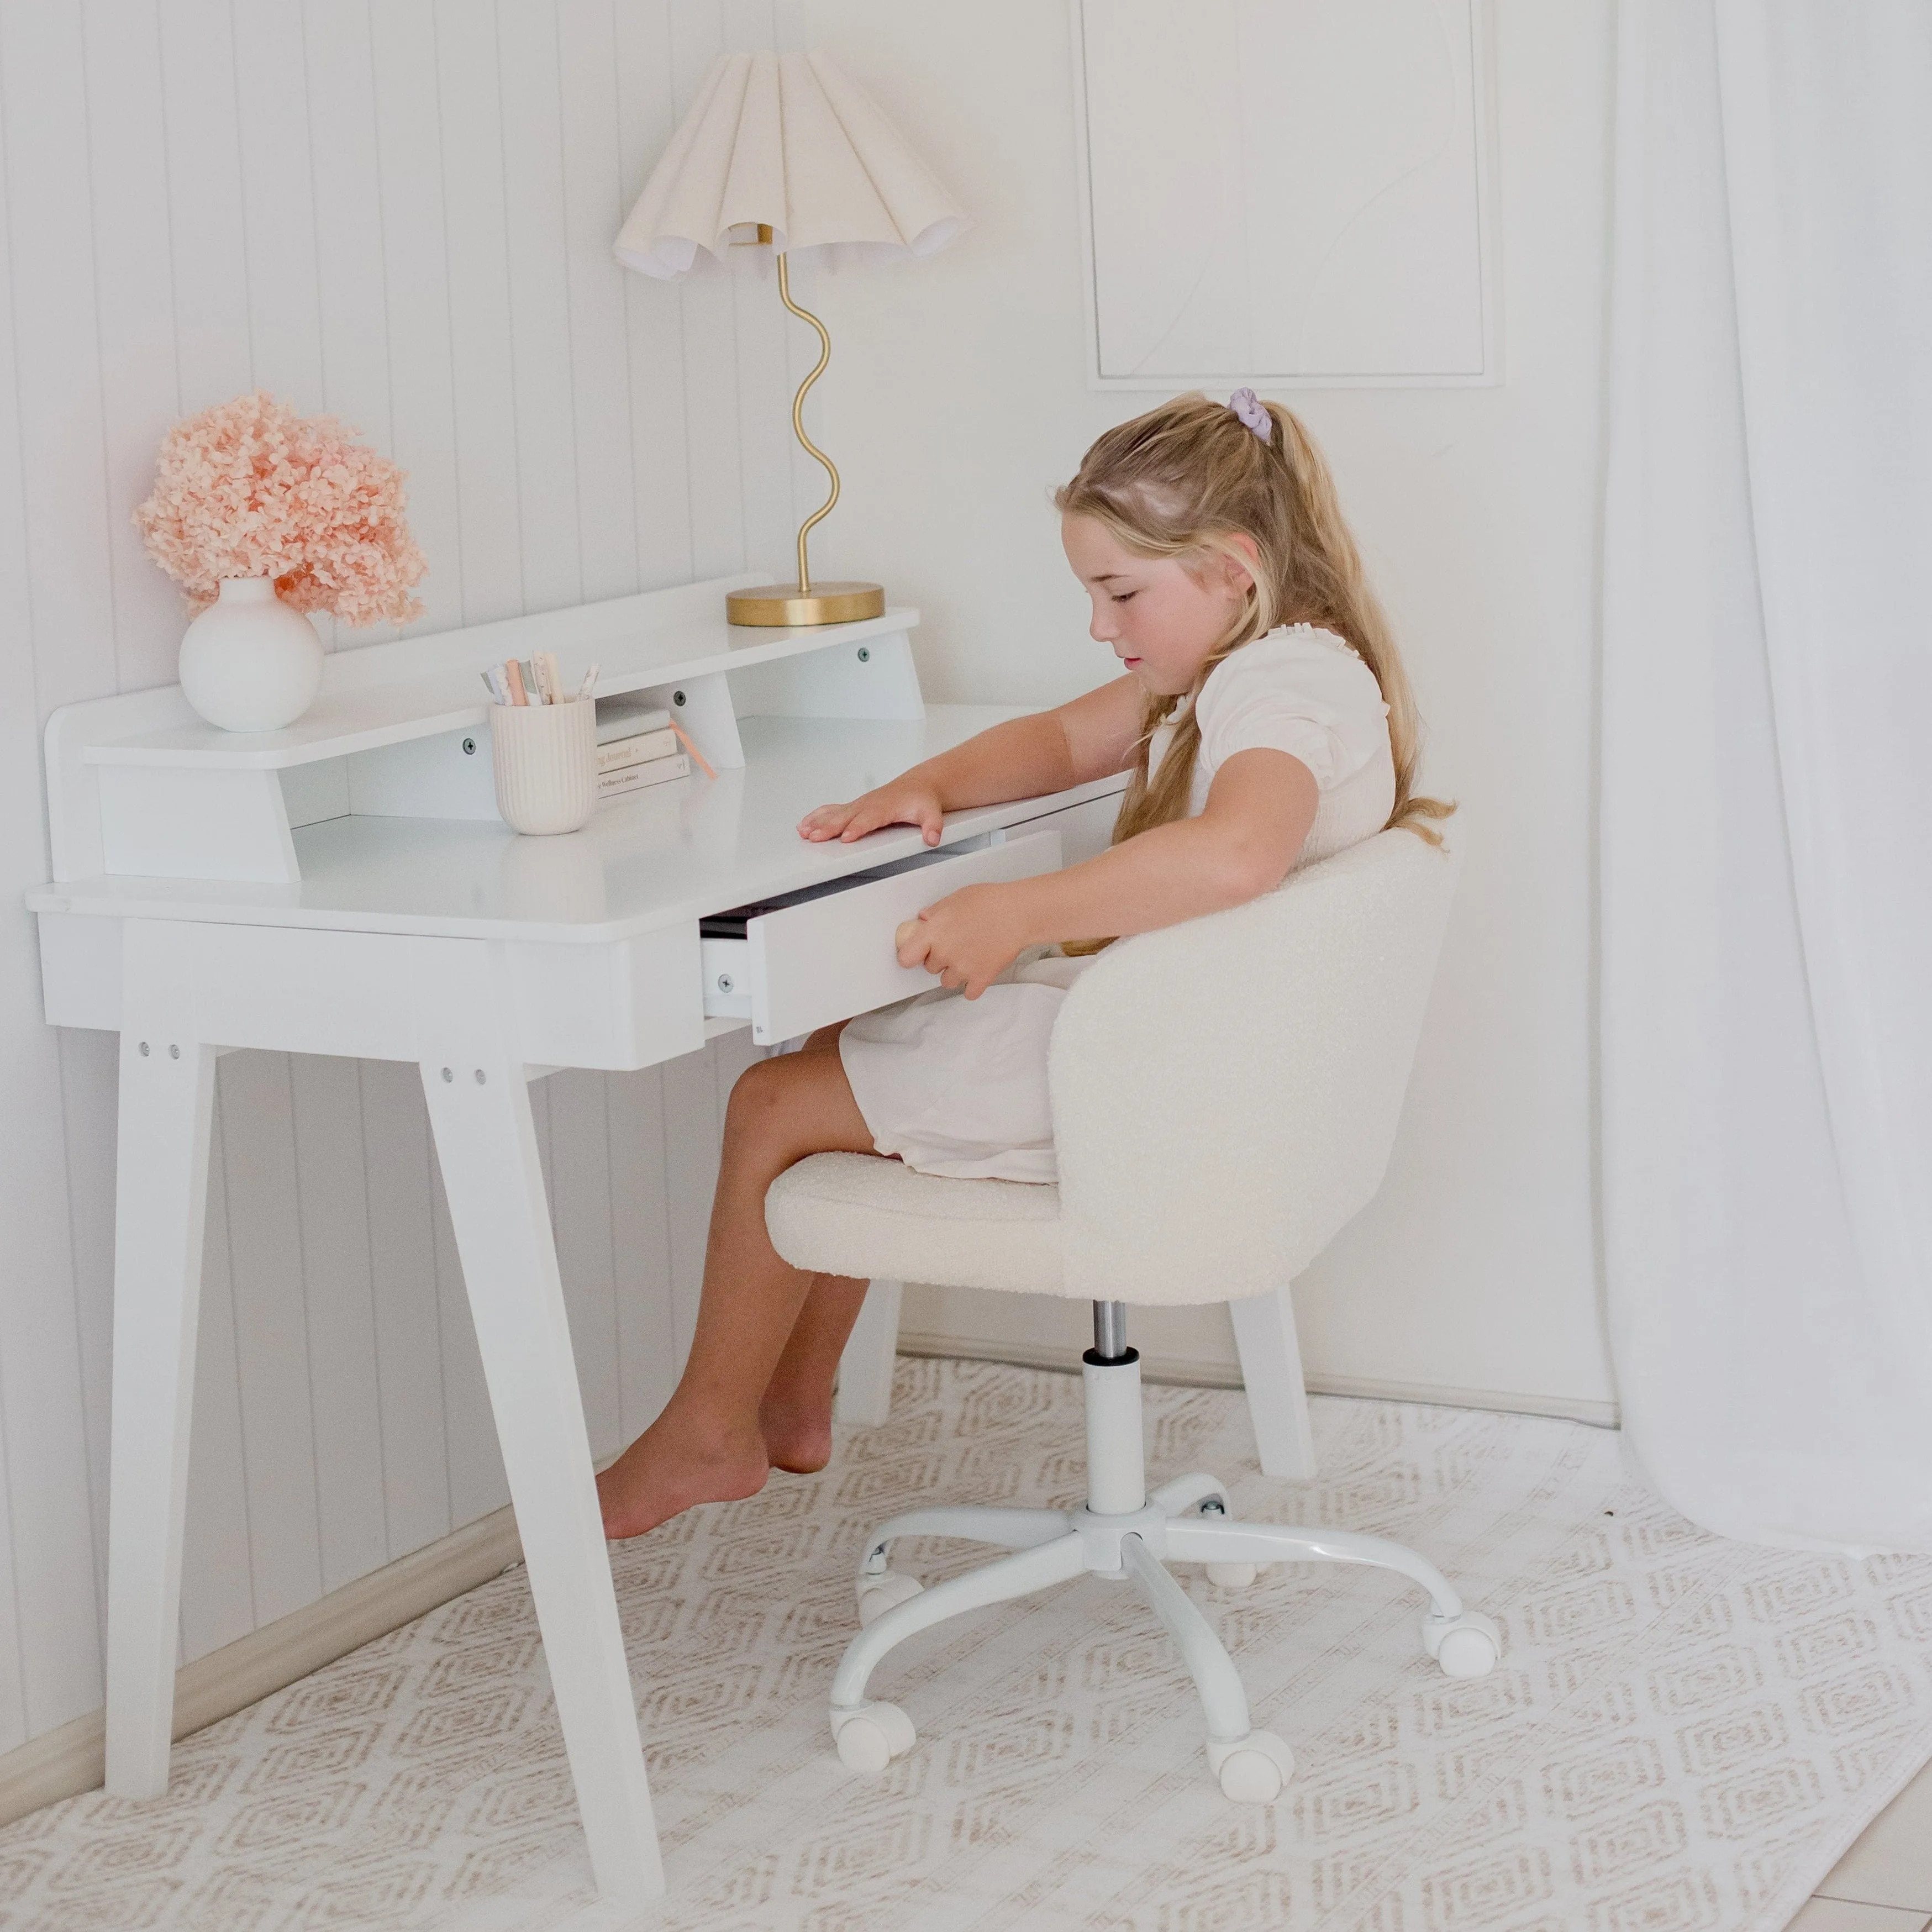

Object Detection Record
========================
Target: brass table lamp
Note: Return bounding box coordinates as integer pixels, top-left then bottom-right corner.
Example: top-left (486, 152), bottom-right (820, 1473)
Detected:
top-left (613, 51), bottom-right (970, 627)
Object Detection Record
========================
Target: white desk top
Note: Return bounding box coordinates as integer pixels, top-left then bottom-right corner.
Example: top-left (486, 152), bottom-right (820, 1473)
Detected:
top-left (28, 707), bottom-right (1128, 946)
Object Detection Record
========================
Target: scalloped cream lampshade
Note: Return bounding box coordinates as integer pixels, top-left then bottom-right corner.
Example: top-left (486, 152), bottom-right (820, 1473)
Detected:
top-left (614, 50), bottom-right (969, 625)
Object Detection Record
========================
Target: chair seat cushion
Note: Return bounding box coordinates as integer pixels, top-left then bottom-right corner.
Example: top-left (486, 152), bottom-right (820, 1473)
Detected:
top-left (766, 1152), bottom-right (1065, 1296)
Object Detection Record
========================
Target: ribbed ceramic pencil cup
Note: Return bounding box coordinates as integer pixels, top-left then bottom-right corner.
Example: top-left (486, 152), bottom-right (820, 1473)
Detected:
top-left (491, 698), bottom-right (596, 834)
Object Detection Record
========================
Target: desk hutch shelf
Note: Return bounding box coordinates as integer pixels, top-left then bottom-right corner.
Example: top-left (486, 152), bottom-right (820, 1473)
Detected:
top-left (47, 572), bottom-right (925, 887)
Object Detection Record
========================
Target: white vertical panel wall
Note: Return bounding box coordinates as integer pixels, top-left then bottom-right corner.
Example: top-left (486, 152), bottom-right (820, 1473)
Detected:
top-left (0, 0), bottom-right (809, 1755)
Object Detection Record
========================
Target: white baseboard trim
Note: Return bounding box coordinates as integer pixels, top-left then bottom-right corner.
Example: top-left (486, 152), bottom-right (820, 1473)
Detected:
top-left (894, 1331), bottom-right (1621, 1429)
top-left (0, 1502), bottom-right (522, 1831)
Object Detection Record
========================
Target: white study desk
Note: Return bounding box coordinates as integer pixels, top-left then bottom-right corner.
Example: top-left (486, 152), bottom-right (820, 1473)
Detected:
top-left (27, 575), bottom-right (1125, 1904)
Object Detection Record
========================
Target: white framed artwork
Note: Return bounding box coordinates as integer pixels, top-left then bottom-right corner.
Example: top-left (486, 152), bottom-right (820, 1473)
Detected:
top-left (1070, 0), bottom-right (1500, 389)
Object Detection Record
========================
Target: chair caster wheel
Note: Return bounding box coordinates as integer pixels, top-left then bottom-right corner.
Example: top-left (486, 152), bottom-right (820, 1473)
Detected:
top-left (1422, 1609), bottom-right (1501, 1678)
top-left (856, 1569), bottom-right (924, 1628)
top-left (1207, 1729), bottom-right (1294, 1803)
top-left (1206, 1562), bottom-right (1259, 1588)
top-left (830, 1701), bottom-right (915, 1773)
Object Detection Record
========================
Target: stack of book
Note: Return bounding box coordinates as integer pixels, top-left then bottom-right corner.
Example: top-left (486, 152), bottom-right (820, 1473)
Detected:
top-left (595, 698), bottom-right (691, 801)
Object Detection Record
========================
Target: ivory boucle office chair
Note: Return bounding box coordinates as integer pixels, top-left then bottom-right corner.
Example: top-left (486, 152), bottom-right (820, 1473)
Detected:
top-left (765, 829), bottom-right (1498, 1802)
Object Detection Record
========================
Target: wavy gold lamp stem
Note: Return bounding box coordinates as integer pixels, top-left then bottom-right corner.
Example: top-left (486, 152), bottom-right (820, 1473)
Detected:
top-left (724, 227), bottom-right (886, 627)
top-left (777, 250), bottom-right (835, 598)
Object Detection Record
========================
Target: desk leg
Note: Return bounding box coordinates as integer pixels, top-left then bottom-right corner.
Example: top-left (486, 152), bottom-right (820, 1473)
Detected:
top-left (104, 984), bottom-right (216, 1796)
top-left (419, 1007), bottom-right (663, 1905)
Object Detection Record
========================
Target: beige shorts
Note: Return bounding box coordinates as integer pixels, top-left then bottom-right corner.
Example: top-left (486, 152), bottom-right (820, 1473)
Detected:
top-left (838, 950), bottom-right (1095, 1184)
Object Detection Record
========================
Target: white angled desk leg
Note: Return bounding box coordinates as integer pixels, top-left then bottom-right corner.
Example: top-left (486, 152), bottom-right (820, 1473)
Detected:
top-left (1228, 1282), bottom-right (1319, 1481)
top-left (105, 925), bottom-right (217, 1797)
top-left (834, 1278), bottom-right (903, 1427)
top-left (417, 948), bottom-right (662, 1905)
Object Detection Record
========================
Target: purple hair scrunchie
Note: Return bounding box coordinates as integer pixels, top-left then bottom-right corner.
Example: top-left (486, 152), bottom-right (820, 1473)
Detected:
top-left (1229, 387), bottom-right (1272, 443)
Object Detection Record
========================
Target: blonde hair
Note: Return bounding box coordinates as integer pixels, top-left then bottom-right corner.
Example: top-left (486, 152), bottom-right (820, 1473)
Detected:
top-left (1055, 392), bottom-right (1452, 852)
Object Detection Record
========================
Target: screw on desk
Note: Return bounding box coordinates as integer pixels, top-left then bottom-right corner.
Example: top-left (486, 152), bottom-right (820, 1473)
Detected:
top-left (857, 647), bottom-right (870, 663)
top-left (169, 1045), bottom-right (180, 1060)
top-left (139, 1041), bottom-right (150, 1056)
top-left (462, 736), bottom-right (477, 755)
top-left (441, 1067), bottom-right (453, 1082)
top-left (673, 689), bottom-right (687, 706)
top-left (475, 1069), bottom-right (487, 1084)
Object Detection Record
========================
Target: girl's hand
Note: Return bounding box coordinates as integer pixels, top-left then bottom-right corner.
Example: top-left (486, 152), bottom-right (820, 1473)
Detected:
top-left (798, 778), bottom-right (947, 845)
top-left (895, 882), bottom-right (1033, 998)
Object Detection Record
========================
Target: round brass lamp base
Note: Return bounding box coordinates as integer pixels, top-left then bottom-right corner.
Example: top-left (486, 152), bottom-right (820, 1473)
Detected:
top-left (725, 580), bottom-right (885, 627)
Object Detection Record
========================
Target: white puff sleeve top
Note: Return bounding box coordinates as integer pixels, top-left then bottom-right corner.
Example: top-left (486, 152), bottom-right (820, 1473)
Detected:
top-left (1146, 623), bottom-right (1397, 867)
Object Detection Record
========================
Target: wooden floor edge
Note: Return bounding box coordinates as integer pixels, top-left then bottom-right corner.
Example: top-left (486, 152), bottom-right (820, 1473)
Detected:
top-left (892, 1333), bottom-right (1622, 1429)
top-left (0, 1504), bottom-right (521, 1831)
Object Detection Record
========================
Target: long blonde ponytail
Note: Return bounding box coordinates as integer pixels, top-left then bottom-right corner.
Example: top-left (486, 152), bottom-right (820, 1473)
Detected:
top-left (1054, 393), bottom-right (1452, 850)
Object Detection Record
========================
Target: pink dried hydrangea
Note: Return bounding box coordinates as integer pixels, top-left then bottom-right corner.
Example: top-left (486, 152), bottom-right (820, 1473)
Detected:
top-left (134, 391), bottom-right (427, 628)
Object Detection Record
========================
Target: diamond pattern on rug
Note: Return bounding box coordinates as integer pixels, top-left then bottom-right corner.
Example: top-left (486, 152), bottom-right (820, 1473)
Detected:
top-left (4, 1360), bottom-right (1930, 1932)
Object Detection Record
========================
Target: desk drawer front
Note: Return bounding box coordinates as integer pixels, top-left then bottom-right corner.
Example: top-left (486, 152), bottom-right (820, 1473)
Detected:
top-left (703, 829), bottom-right (1062, 1044)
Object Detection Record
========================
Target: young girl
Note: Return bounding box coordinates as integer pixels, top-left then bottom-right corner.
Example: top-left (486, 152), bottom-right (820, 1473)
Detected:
top-left (597, 389), bottom-right (1448, 1540)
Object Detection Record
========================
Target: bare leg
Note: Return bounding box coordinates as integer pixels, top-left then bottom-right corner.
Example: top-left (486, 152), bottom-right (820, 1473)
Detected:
top-left (760, 1273), bottom-right (870, 1473)
top-left (598, 1041), bottom-right (876, 1539)
top-left (755, 1025), bottom-right (870, 1474)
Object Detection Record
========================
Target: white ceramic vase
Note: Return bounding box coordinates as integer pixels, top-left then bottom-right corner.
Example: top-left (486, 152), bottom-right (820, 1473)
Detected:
top-left (177, 576), bottom-right (324, 733)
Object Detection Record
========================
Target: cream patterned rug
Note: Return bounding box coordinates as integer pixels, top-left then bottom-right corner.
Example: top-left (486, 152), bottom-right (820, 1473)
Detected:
top-left (6, 1359), bottom-right (1932, 1932)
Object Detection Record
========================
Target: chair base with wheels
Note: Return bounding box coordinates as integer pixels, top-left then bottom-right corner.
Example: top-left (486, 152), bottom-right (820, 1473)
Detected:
top-left (824, 1298), bottom-right (1499, 1801)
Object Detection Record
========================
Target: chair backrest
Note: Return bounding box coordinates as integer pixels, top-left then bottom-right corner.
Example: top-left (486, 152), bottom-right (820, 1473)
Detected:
top-left (1047, 827), bottom-right (1461, 1304)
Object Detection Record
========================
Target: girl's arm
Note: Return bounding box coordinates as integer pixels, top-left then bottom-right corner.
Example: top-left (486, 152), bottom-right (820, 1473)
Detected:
top-left (798, 675), bottom-right (1146, 846)
top-left (898, 749), bottom-right (1319, 997)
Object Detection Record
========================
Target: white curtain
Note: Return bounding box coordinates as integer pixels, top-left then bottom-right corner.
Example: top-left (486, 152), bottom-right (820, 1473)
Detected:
top-left (1602, 0), bottom-right (1932, 1552)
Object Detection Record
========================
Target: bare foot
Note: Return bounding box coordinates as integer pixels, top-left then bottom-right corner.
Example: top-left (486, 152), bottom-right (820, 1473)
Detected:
top-left (597, 1411), bottom-right (769, 1540)
top-left (759, 1388), bottom-right (835, 1476)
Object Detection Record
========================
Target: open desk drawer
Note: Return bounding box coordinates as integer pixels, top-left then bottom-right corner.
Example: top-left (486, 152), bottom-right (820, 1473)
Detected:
top-left (701, 828), bottom-right (1063, 1044)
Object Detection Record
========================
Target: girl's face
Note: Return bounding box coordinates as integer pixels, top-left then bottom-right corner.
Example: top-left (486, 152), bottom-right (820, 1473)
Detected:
top-left (1061, 513), bottom-right (1254, 697)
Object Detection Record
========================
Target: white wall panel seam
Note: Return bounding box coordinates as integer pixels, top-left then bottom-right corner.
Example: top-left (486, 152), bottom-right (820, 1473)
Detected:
top-left (54, 1030), bottom-right (107, 1643)
top-left (0, 1325), bottom-right (25, 1756)
top-left (548, 6), bottom-right (590, 602)
top-left (74, 13), bottom-right (125, 688)
top-left (353, 1062), bottom-right (395, 1557)
top-left (214, 1093), bottom-right (259, 1628)
top-left (490, 1), bottom-right (535, 615)
top-left (227, 7), bottom-right (255, 390)
top-left (283, 1064), bottom-right (333, 1599)
top-left (589, 0), bottom-right (644, 597)
top-left (600, 1076), bottom-right (624, 1436)
top-left (361, 6), bottom-right (401, 464)
top-left (428, 3), bottom-right (476, 623)
top-left (299, 6), bottom-right (329, 417)
top-left (428, 1105), bottom-right (459, 1533)
top-left (0, 7), bottom-right (43, 1747)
